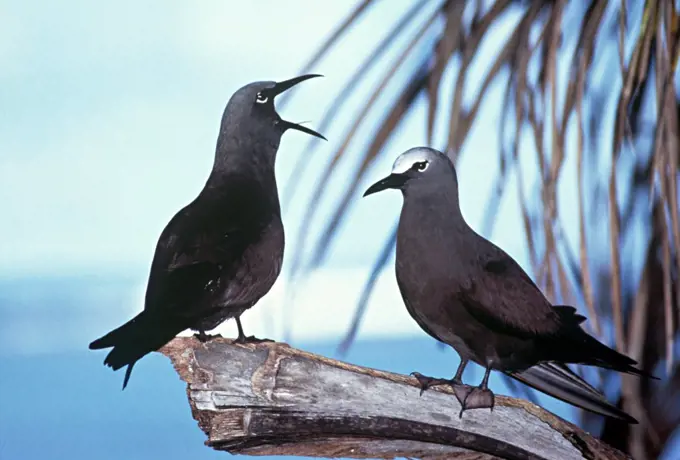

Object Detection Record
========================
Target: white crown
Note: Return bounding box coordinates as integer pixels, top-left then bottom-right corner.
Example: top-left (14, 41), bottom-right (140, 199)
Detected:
top-left (391, 148), bottom-right (435, 174)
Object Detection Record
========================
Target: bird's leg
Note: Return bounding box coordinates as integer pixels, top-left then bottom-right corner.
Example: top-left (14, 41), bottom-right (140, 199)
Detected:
top-left (194, 329), bottom-right (222, 343)
top-left (451, 359), bottom-right (468, 385)
top-left (411, 359), bottom-right (469, 396)
top-left (458, 365), bottom-right (495, 418)
top-left (234, 316), bottom-right (273, 344)
top-left (450, 360), bottom-right (476, 404)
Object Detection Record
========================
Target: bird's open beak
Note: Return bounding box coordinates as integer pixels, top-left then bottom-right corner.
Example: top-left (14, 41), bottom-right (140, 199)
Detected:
top-left (272, 74), bottom-right (322, 97)
top-left (279, 119), bottom-right (327, 140)
top-left (363, 173), bottom-right (408, 197)
top-left (272, 74), bottom-right (327, 141)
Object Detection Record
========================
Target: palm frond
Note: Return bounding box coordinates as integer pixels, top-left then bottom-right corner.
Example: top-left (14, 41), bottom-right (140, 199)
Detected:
top-left (285, 7), bottom-right (440, 290)
top-left (286, 0), bottom-right (680, 455)
top-left (281, 0), bottom-right (428, 210)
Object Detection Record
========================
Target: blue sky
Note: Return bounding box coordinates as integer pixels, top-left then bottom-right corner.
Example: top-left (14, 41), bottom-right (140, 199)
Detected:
top-left (0, 0), bottom-right (542, 275)
top-left (0, 1), bottom-right (364, 273)
top-left (2, 1), bottom-right (670, 459)
top-left (0, 0), bottom-right (548, 348)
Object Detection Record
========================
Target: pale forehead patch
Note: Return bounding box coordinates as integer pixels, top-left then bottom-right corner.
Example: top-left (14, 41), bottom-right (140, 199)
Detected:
top-left (391, 148), bottom-right (436, 174)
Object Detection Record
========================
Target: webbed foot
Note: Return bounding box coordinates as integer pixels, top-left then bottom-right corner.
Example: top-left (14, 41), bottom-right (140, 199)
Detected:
top-left (458, 387), bottom-right (495, 418)
top-left (410, 371), bottom-right (464, 396)
top-left (194, 331), bottom-right (222, 343)
top-left (235, 334), bottom-right (273, 344)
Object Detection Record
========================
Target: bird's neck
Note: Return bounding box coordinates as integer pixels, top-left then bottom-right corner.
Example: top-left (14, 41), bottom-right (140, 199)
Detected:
top-left (396, 196), bottom-right (476, 288)
top-left (398, 191), bottom-right (470, 252)
top-left (212, 125), bottom-right (281, 171)
top-left (209, 135), bottom-right (279, 181)
top-left (210, 154), bottom-right (277, 179)
top-left (203, 141), bottom-right (281, 212)
top-left (402, 187), bottom-right (466, 226)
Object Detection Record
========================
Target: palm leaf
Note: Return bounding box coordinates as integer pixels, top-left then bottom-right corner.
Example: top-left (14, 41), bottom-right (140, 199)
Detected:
top-left (285, 1), bottom-right (680, 455)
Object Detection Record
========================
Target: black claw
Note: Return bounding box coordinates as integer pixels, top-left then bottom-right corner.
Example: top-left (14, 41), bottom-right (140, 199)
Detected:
top-left (195, 331), bottom-right (222, 343)
top-left (411, 370), bottom-right (495, 418)
top-left (410, 371), bottom-right (459, 396)
top-left (235, 334), bottom-right (273, 344)
top-left (234, 317), bottom-right (272, 344)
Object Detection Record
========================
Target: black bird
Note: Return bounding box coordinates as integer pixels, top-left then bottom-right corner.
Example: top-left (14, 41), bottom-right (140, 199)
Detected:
top-left (363, 146), bottom-right (656, 423)
top-left (89, 75), bottom-right (326, 389)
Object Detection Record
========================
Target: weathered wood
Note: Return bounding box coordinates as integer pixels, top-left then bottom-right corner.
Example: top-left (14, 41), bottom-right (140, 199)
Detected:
top-left (159, 337), bottom-right (630, 460)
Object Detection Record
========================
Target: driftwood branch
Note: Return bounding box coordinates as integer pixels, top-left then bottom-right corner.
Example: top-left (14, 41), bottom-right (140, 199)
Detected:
top-left (159, 337), bottom-right (629, 460)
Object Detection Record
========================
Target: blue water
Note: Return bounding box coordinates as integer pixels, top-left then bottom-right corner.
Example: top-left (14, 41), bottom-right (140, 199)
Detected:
top-left (0, 338), bottom-right (443, 460)
top-left (3, 275), bottom-right (673, 459)
top-left (0, 334), bottom-right (577, 460)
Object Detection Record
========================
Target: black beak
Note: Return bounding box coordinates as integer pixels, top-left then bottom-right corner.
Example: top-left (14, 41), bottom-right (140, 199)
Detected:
top-left (279, 119), bottom-right (327, 140)
top-left (271, 74), bottom-right (323, 97)
top-left (363, 173), bottom-right (408, 197)
top-left (272, 74), bottom-right (327, 141)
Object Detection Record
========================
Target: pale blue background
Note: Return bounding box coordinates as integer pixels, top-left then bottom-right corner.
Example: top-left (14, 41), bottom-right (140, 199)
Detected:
top-left (1, 1), bottom-right (676, 459)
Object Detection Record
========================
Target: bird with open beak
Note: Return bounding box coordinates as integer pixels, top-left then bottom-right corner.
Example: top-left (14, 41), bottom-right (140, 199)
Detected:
top-left (90, 75), bottom-right (325, 389)
top-left (363, 146), bottom-right (656, 423)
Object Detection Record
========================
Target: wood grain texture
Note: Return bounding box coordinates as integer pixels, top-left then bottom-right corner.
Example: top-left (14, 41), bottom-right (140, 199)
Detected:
top-left (159, 337), bottom-right (629, 460)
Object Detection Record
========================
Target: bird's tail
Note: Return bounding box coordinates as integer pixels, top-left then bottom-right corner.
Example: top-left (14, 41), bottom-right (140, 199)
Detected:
top-left (89, 310), bottom-right (188, 389)
top-left (507, 362), bottom-right (638, 423)
top-left (559, 330), bottom-right (658, 380)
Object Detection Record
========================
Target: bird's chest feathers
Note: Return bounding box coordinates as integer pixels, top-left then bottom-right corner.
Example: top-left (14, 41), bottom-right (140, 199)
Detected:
top-left (396, 224), bottom-right (473, 293)
top-left (248, 219), bottom-right (285, 275)
top-left (395, 218), bottom-right (479, 348)
top-left (221, 219), bottom-right (284, 306)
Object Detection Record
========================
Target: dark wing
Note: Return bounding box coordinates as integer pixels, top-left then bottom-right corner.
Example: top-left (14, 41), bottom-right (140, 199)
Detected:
top-left (143, 176), bottom-right (275, 315)
top-left (457, 242), bottom-right (576, 339)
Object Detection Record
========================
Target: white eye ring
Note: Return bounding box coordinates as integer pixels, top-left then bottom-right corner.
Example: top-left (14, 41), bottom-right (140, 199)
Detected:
top-left (256, 93), bottom-right (269, 104)
top-left (414, 161), bottom-right (429, 172)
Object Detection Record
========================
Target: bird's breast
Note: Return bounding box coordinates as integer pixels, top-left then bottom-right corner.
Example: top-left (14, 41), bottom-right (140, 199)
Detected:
top-left (395, 220), bottom-right (483, 360)
top-left (219, 217), bottom-right (284, 308)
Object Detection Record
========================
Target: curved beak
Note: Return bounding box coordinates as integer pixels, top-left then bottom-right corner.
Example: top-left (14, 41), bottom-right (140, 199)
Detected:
top-left (272, 74), bottom-right (323, 97)
top-left (273, 74), bottom-right (327, 141)
top-left (363, 173), bottom-right (408, 197)
top-left (279, 119), bottom-right (327, 140)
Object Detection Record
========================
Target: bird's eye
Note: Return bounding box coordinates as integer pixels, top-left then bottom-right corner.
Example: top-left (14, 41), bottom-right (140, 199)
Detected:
top-left (414, 161), bottom-right (429, 172)
top-left (255, 92), bottom-right (269, 104)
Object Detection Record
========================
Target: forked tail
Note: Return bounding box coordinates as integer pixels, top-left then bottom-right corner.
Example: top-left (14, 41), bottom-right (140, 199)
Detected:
top-left (89, 311), bottom-right (188, 389)
top-left (508, 362), bottom-right (638, 423)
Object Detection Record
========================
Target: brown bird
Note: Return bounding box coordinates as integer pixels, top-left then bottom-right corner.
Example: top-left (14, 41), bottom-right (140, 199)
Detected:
top-left (89, 75), bottom-right (325, 389)
top-left (363, 146), bottom-right (657, 423)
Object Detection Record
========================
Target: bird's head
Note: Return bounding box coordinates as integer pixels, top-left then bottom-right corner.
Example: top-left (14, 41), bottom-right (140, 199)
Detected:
top-left (363, 147), bottom-right (457, 197)
top-left (219, 74), bottom-right (326, 147)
